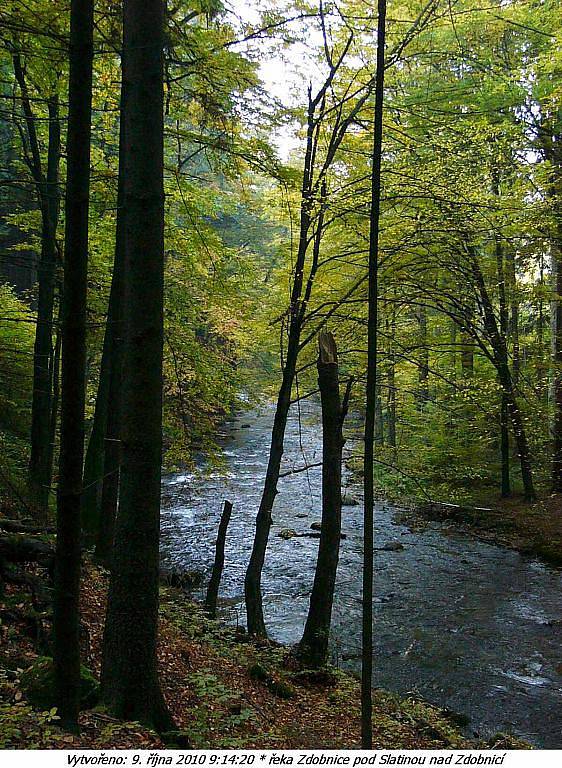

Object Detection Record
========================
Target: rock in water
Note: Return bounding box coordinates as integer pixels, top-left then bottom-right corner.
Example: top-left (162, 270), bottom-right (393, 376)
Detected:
top-left (278, 528), bottom-right (297, 540)
top-left (380, 541), bottom-right (405, 552)
top-left (341, 493), bottom-right (360, 506)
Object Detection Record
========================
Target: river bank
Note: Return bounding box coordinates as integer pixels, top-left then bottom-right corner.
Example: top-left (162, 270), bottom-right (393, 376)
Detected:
top-left (393, 495), bottom-right (562, 568)
top-left (0, 557), bottom-right (521, 750)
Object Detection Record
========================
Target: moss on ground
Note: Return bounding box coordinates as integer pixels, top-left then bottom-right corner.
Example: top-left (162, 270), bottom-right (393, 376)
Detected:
top-left (20, 657), bottom-right (99, 711)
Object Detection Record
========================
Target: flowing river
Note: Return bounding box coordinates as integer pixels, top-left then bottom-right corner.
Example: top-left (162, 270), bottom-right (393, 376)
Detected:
top-left (160, 400), bottom-right (562, 748)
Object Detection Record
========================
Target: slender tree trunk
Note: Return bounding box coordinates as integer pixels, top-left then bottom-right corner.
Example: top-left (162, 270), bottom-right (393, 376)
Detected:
top-left (19, 89), bottom-right (61, 515)
top-left (545, 125), bottom-right (562, 491)
top-left (243, 44), bottom-right (362, 636)
top-left (504, 385), bottom-right (533, 500)
top-left (362, 0), bottom-right (386, 749)
top-left (460, 303), bottom-right (474, 381)
top-left (81, 315), bottom-right (112, 537)
top-left (46, 315), bottom-right (62, 496)
top-left (450, 321), bottom-right (457, 384)
top-left (298, 333), bottom-right (347, 667)
top-left (505, 247), bottom-right (520, 385)
top-left (375, 383), bottom-right (384, 444)
top-left (54, 0), bottom-right (93, 730)
top-left (387, 312), bottom-right (396, 448)
top-left (494, 203), bottom-right (511, 498)
top-left (101, 0), bottom-right (172, 730)
top-left (205, 500), bottom-right (233, 618)
top-left (500, 395), bottom-right (510, 497)
top-left (537, 254), bottom-right (548, 400)
top-left (552, 241), bottom-right (562, 491)
top-left (416, 307), bottom-right (429, 406)
top-left (460, 336), bottom-right (474, 377)
top-left (244, 339), bottom-right (298, 636)
top-left (94, 287), bottom-right (123, 565)
top-left (93, 99), bottom-right (127, 560)
top-left (470, 254), bottom-right (535, 501)
top-left (244, 90), bottom-right (317, 638)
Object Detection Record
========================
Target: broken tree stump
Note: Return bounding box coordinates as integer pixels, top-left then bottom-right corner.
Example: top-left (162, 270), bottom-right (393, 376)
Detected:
top-left (205, 500), bottom-right (233, 618)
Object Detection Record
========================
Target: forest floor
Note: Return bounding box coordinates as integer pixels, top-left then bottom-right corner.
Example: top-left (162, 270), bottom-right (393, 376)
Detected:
top-left (0, 553), bottom-right (529, 750)
top-left (401, 493), bottom-right (562, 567)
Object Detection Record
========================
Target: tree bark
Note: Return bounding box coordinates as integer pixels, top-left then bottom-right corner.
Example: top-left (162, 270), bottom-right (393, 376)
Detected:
top-left (553, 231), bottom-right (562, 491)
top-left (82, 221), bottom-right (124, 538)
top-left (500, 395), bottom-right (510, 498)
top-left (93, 304), bottom-right (122, 565)
top-left (469, 253), bottom-right (535, 501)
top-left (94, 96), bottom-right (127, 564)
top-left (101, 0), bottom-right (173, 730)
top-left (505, 247), bottom-right (520, 385)
top-left (31, 97), bottom-right (60, 514)
top-left (12, 63), bottom-right (62, 515)
top-left (46, 316), bottom-right (62, 495)
top-left (205, 500), bottom-right (233, 618)
top-left (459, 303), bottom-right (474, 381)
top-left (493, 203), bottom-right (511, 498)
top-left (543, 122), bottom-right (562, 491)
top-left (416, 307), bottom-right (429, 406)
top-left (362, 0), bottom-right (386, 749)
top-left (81, 314), bottom-right (112, 537)
top-left (298, 333), bottom-right (346, 668)
top-left (375, 383), bottom-right (384, 444)
top-left (244, 88), bottom-right (318, 638)
top-left (386, 304), bottom-right (397, 447)
top-left (53, 0), bottom-right (93, 730)
top-left (244, 339), bottom-right (298, 636)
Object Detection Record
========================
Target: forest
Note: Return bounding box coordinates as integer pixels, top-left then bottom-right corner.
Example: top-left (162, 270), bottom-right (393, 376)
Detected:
top-left (0, 0), bottom-right (561, 753)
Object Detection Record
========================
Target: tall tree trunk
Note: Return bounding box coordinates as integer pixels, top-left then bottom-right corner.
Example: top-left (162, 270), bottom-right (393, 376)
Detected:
top-left (90, 97), bottom-right (127, 554)
top-left (500, 395), bottom-right (510, 498)
top-left (244, 90), bottom-right (318, 638)
top-left (243, 39), bottom-right (361, 636)
top-left (494, 202), bottom-right (511, 498)
top-left (469, 253), bottom-right (535, 501)
top-left (298, 333), bottom-right (347, 668)
top-left (30, 98), bottom-right (60, 514)
top-left (460, 333), bottom-right (474, 378)
top-left (416, 307), bottom-right (429, 406)
top-left (375, 383), bottom-right (384, 444)
top-left (81, 308), bottom-right (113, 537)
top-left (362, 0), bottom-right (386, 749)
top-left (459, 301), bottom-right (474, 380)
top-left (505, 246), bottom-right (520, 385)
top-left (46, 314), bottom-right (62, 497)
top-left (552, 237), bottom-right (562, 492)
top-left (387, 312), bottom-right (396, 448)
top-left (244, 338), bottom-right (299, 636)
top-left (13, 77), bottom-right (61, 515)
top-left (101, 0), bottom-right (172, 730)
top-left (94, 282), bottom-right (123, 565)
top-left (54, 0), bottom-right (93, 730)
top-left (537, 253), bottom-right (548, 400)
top-left (544, 123), bottom-right (562, 491)
top-left (450, 321), bottom-right (457, 384)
